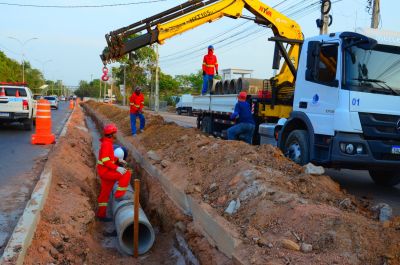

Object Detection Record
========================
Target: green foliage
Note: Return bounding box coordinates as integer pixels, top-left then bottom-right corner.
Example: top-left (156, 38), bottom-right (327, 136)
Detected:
top-left (74, 79), bottom-right (103, 98)
top-left (0, 51), bottom-right (44, 88)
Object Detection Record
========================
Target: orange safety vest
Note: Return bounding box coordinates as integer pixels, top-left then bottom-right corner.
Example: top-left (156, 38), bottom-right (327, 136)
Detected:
top-left (202, 52), bottom-right (218, 75)
top-left (129, 92), bottom-right (144, 114)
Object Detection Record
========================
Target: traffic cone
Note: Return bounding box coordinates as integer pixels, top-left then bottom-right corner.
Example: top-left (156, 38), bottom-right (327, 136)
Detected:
top-left (32, 99), bottom-right (55, 145)
top-left (69, 99), bottom-right (74, 109)
top-left (15, 89), bottom-right (20, 97)
top-left (0, 87), bottom-right (5, 96)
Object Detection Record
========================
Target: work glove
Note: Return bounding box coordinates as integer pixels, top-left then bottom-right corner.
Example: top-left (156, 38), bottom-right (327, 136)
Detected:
top-left (118, 158), bottom-right (127, 166)
top-left (216, 70), bottom-right (219, 75)
top-left (116, 166), bottom-right (127, 175)
top-left (202, 71), bottom-right (206, 76)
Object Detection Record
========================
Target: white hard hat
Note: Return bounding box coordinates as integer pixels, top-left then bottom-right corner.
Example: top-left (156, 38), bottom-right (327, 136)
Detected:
top-left (114, 147), bottom-right (125, 160)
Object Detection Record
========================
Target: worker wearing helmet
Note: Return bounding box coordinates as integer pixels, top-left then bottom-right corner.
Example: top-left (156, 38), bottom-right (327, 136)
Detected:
top-left (202, 45), bottom-right (219, 95)
top-left (129, 86), bottom-right (145, 136)
top-left (97, 123), bottom-right (131, 221)
top-left (227, 92), bottom-right (255, 144)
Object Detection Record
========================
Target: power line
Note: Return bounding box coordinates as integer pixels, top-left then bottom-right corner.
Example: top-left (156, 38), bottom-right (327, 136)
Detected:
top-left (0, 0), bottom-right (168, 8)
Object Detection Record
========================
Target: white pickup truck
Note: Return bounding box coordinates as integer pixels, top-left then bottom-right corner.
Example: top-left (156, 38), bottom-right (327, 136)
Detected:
top-left (0, 83), bottom-right (37, 130)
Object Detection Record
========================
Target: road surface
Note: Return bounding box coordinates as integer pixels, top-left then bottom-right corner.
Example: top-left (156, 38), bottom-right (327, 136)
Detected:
top-left (0, 101), bottom-right (72, 253)
top-left (140, 110), bottom-right (400, 215)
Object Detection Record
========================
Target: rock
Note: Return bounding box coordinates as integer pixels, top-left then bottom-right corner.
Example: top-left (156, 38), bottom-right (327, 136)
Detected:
top-left (57, 183), bottom-right (68, 189)
top-left (225, 200), bottom-right (237, 215)
top-left (228, 175), bottom-right (242, 187)
top-left (179, 135), bottom-right (189, 141)
top-left (235, 198), bottom-right (241, 212)
top-left (371, 203), bottom-right (393, 222)
top-left (216, 195), bottom-right (227, 205)
top-left (339, 198), bottom-right (352, 209)
top-left (304, 163), bottom-right (325, 175)
top-left (147, 150), bottom-right (161, 162)
top-left (281, 239), bottom-right (300, 251)
top-left (239, 180), bottom-right (266, 201)
top-left (174, 221), bottom-right (186, 232)
top-left (194, 185), bottom-right (201, 193)
top-left (161, 160), bottom-right (170, 168)
top-left (49, 247), bottom-right (58, 259)
top-left (209, 183), bottom-right (218, 193)
top-left (38, 246), bottom-right (46, 253)
top-left (196, 139), bottom-right (210, 148)
top-left (300, 243), bottom-right (313, 253)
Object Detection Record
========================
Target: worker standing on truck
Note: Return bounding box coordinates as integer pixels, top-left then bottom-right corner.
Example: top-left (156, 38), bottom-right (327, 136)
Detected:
top-left (97, 123), bottom-right (131, 221)
top-left (227, 92), bottom-right (255, 144)
top-left (129, 86), bottom-right (145, 136)
top-left (202, 45), bottom-right (219, 95)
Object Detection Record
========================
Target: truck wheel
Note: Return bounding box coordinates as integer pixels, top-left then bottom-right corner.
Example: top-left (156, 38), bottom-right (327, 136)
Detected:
top-left (284, 130), bottom-right (310, 165)
top-left (369, 170), bottom-right (400, 187)
top-left (177, 108), bottom-right (182, 115)
top-left (201, 116), bottom-right (212, 134)
top-left (23, 118), bottom-right (33, 131)
top-left (188, 108), bottom-right (193, 116)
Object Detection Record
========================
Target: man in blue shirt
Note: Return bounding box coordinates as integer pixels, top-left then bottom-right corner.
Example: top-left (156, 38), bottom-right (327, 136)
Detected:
top-left (227, 91), bottom-right (255, 144)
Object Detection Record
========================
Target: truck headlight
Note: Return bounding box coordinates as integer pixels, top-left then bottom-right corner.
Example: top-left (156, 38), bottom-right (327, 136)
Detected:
top-left (345, 144), bottom-right (354, 154)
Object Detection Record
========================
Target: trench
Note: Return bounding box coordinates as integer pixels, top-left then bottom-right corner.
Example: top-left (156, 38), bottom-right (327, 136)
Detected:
top-left (85, 115), bottom-right (200, 264)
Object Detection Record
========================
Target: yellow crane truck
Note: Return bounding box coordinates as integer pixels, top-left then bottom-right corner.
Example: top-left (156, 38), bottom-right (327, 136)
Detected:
top-left (101, 0), bottom-right (400, 186)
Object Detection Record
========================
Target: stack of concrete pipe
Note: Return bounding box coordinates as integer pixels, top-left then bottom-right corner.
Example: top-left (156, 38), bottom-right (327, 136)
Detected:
top-left (111, 184), bottom-right (155, 256)
top-left (212, 78), bottom-right (267, 95)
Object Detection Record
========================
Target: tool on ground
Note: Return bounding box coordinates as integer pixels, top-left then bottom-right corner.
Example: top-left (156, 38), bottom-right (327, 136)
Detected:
top-left (31, 99), bottom-right (55, 145)
top-left (134, 179), bottom-right (140, 258)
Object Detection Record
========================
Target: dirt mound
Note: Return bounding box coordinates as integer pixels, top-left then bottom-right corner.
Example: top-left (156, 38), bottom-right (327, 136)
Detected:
top-left (85, 101), bottom-right (400, 264)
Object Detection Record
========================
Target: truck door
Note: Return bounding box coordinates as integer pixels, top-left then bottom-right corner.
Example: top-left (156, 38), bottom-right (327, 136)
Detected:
top-left (295, 41), bottom-right (340, 136)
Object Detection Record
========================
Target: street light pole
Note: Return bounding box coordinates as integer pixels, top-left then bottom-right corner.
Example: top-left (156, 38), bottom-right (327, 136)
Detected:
top-left (8, 37), bottom-right (38, 83)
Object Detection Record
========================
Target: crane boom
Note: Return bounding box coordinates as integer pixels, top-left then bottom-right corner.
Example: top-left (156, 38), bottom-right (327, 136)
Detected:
top-left (100, 0), bottom-right (303, 93)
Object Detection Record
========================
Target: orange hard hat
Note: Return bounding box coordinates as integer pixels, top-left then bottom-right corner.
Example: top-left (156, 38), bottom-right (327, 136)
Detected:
top-left (238, 91), bottom-right (247, 101)
top-left (103, 123), bottom-right (118, 135)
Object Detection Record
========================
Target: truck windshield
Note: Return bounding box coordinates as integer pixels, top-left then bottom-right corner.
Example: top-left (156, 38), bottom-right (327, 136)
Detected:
top-left (344, 44), bottom-right (400, 96)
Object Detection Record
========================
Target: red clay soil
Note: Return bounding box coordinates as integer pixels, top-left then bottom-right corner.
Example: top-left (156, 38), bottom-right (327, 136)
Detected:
top-left (84, 101), bottom-right (400, 265)
top-left (24, 104), bottom-right (227, 265)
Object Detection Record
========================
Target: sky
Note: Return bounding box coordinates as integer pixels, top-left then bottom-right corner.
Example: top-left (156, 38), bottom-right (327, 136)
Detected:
top-left (1, 0), bottom-right (399, 87)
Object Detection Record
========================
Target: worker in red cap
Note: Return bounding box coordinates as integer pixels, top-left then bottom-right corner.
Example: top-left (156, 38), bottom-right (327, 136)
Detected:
top-left (129, 86), bottom-right (145, 136)
top-left (227, 91), bottom-right (255, 144)
top-left (97, 123), bottom-right (131, 221)
top-left (201, 45), bottom-right (219, 95)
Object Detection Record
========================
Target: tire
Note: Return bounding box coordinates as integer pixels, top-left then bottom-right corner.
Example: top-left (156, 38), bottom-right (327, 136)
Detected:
top-left (177, 108), bottom-right (182, 115)
top-left (188, 108), bottom-right (193, 116)
top-left (23, 118), bottom-right (33, 131)
top-left (284, 130), bottom-right (310, 165)
top-left (201, 116), bottom-right (212, 134)
top-left (369, 170), bottom-right (400, 187)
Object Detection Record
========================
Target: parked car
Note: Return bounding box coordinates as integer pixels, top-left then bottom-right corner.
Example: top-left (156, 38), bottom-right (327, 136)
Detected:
top-left (59, 95), bottom-right (66, 101)
top-left (103, 96), bottom-right (111, 103)
top-left (44, 96), bottom-right (58, 110)
top-left (33, 94), bottom-right (43, 100)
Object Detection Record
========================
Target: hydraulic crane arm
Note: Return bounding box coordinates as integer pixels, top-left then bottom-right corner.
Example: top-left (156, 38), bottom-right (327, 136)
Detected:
top-left (101, 0), bottom-right (302, 67)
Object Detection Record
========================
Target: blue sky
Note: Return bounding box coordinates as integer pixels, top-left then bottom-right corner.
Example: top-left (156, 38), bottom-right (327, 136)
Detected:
top-left (1, 0), bottom-right (399, 86)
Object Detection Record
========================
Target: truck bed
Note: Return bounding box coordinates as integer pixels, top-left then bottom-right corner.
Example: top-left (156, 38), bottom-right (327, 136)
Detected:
top-left (192, 94), bottom-right (237, 113)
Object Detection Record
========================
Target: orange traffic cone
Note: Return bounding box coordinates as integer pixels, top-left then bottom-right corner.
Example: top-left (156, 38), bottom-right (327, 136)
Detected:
top-left (15, 89), bottom-right (20, 97)
top-left (69, 99), bottom-right (74, 109)
top-left (0, 87), bottom-right (5, 96)
top-left (31, 99), bottom-right (55, 145)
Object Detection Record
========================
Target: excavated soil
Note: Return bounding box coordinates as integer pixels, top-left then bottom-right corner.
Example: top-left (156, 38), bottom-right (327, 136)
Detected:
top-left (24, 104), bottom-right (225, 264)
top-left (84, 100), bottom-right (400, 265)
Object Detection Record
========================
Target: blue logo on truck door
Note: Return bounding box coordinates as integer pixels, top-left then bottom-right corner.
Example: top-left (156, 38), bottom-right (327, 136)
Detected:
top-left (312, 94), bottom-right (319, 104)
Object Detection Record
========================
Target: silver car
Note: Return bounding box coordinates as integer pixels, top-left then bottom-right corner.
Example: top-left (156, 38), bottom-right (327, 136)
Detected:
top-left (44, 96), bottom-right (58, 109)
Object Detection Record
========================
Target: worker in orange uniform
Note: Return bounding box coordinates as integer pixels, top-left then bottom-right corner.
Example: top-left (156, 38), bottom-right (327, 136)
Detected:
top-left (129, 86), bottom-right (145, 136)
top-left (202, 45), bottom-right (219, 95)
top-left (97, 123), bottom-right (131, 221)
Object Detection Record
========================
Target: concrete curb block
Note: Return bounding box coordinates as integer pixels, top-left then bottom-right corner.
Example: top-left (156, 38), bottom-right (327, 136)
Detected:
top-left (0, 107), bottom-right (76, 265)
top-left (83, 104), bottom-right (243, 260)
top-left (0, 165), bottom-right (52, 265)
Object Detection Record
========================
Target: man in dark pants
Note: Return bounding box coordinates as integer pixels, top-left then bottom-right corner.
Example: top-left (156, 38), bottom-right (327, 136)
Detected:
top-left (227, 91), bottom-right (255, 144)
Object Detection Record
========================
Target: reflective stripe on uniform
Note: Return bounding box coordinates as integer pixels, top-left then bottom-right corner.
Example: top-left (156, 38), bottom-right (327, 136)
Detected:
top-left (97, 160), bottom-right (103, 165)
top-left (98, 202), bottom-right (108, 207)
top-left (205, 64), bottom-right (215, 67)
top-left (101, 157), bottom-right (110, 162)
top-left (116, 186), bottom-right (128, 191)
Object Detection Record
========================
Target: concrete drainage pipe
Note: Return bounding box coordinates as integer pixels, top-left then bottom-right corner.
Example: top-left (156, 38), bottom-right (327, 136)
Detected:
top-left (112, 184), bottom-right (155, 255)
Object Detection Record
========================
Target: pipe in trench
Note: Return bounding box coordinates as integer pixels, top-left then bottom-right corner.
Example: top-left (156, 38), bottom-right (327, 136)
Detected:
top-left (111, 184), bottom-right (155, 255)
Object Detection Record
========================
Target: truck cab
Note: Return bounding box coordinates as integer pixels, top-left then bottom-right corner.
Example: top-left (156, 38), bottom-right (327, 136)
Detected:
top-left (279, 30), bottom-right (400, 186)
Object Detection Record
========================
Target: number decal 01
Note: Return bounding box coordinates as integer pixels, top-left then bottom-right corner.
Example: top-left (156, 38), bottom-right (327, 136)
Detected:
top-left (352, 98), bottom-right (360, 106)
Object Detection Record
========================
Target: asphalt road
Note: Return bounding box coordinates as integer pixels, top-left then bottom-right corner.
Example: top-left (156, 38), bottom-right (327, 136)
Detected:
top-left (138, 110), bottom-right (400, 215)
top-left (0, 101), bottom-right (71, 183)
top-left (0, 101), bottom-right (71, 252)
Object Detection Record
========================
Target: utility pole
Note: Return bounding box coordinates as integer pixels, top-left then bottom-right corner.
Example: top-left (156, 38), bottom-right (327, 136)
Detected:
top-left (123, 64), bottom-right (126, 106)
top-left (8, 37), bottom-right (38, 82)
top-left (155, 44), bottom-right (159, 113)
top-left (371, 0), bottom-right (380, 28)
top-left (318, 0), bottom-right (332, 35)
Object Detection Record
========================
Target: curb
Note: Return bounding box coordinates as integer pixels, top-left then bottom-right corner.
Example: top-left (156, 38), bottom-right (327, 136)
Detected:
top-left (83, 104), bottom-right (243, 261)
top-left (0, 106), bottom-right (76, 265)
